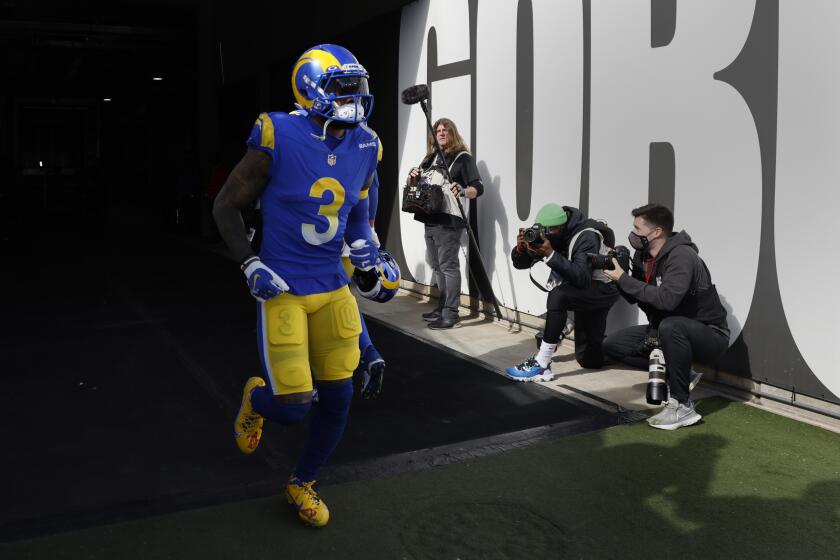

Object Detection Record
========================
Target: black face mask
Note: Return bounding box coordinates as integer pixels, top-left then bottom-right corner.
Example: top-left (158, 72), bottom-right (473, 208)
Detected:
top-left (628, 231), bottom-right (650, 252)
top-left (544, 226), bottom-right (565, 251)
top-left (546, 232), bottom-right (564, 251)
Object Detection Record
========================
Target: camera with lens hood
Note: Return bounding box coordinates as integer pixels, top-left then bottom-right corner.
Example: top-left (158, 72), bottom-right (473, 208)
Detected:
top-left (523, 224), bottom-right (548, 247)
top-left (587, 245), bottom-right (631, 271)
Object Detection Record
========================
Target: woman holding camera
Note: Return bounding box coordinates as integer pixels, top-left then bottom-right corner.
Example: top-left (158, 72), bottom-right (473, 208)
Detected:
top-left (505, 203), bottom-right (619, 381)
top-left (406, 118), bottom-right (484, 330)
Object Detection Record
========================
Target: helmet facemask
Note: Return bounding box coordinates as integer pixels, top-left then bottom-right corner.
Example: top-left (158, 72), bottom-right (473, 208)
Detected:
top-left (308, 71), bottom-right (374, 127)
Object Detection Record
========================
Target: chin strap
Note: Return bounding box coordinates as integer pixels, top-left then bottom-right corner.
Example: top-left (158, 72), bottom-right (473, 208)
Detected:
top-left (310, 117), bottom-right (334, 141)
top-left (310, 94), bottom-right (345, 141)
top-left (303, 77), bottom-right (339, 141)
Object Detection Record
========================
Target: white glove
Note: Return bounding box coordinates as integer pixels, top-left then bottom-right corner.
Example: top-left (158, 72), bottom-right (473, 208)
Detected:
top-left (349, 239), bottom-right (380, 271)
top-left (241, 257), bottom-right (290, 302)
top-left (370, 227), bottom-right (381, 248)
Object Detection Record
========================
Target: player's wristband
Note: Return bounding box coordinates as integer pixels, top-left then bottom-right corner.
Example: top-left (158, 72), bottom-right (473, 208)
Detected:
top-left (240, 255), bottom-right (259, 271)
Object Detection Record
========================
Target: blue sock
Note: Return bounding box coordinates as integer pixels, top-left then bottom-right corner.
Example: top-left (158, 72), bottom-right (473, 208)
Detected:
top-left (358, 313), bottom-right (372, 354)
top-left (250, 385), bottom-right (311, 425)
top-left (294, 380), bottom-right (353, 481)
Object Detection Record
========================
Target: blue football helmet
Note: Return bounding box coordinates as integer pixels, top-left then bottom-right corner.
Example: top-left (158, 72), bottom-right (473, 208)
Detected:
top-left (353, 250), bottom-right (401, 303)
top-left (291, 44), bottom-right (374, 125)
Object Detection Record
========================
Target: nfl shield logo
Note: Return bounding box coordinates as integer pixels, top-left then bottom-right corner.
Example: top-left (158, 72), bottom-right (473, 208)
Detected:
top-left (327, 153), bottom-right (337, 166)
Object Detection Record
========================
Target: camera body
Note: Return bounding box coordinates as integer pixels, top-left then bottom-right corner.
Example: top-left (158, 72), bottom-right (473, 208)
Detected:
top-left (587, 245), bottom-right (631, 271)
top-left (523, 224), bottom-right (548, 247)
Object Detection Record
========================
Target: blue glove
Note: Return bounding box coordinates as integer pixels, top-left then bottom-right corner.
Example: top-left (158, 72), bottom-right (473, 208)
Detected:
top-left (349, 239), bottom-right (380, 271)
top-left (241, 257), bottom-right (290, 302)
top-left (361, 359), bottom-right (385, 400)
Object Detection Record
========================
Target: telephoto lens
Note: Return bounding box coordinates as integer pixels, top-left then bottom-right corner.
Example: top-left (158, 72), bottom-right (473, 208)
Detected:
top-left (646, 348), bottom-right (668, 405)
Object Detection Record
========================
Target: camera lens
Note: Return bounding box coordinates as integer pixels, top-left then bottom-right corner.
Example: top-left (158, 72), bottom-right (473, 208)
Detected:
top-left (587, 253), bottom-right (615, 270)
top-left (646, 348), bottom-right (668, 404)
top-left (523, 225), bottom-right (543, 244)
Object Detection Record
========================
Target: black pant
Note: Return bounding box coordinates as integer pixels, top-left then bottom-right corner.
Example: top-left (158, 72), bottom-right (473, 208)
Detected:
top-left (603, 316), bottom-right (729, 403)
top-left (544, 282), bottom-right (618, 369)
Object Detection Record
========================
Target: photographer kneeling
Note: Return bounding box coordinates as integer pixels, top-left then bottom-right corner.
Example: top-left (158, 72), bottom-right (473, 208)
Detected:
top-left (505, 203), bottom-right (619, 382)
top-left (602, 204), bottom-right (729, 430)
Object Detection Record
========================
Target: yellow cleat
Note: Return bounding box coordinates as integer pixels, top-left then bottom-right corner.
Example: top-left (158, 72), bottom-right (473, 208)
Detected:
top-left (234, 377), bottom-right (266, 454)
top-left (286, 476), bottom-right (330, 527)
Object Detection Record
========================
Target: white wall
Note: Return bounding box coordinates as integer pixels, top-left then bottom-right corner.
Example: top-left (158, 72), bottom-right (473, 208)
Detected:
top-left (396, 0), bottom-right (840, 402)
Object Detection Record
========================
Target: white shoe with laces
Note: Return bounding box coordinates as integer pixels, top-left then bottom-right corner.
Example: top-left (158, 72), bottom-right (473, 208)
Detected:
top-left (647, 398), bottom-right (702, 430)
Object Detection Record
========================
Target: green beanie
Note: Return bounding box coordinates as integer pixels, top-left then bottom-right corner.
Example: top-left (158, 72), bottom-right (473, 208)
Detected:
top-left (535, 203), bottom-right (568, 227)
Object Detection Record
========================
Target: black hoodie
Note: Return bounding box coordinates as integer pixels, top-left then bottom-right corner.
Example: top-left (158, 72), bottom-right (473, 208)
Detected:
top-left (617, 230), bottom-right (729, 334)
top-left (511, 206), bottom-right (606, 290)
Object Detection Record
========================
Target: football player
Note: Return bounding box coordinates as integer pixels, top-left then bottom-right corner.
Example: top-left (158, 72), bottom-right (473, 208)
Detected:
top-left (213, 44), bottom-right (381, 528)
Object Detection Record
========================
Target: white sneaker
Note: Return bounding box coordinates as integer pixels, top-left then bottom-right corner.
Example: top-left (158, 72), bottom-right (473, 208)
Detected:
top-left (647, 398), bottom-right (702, 430)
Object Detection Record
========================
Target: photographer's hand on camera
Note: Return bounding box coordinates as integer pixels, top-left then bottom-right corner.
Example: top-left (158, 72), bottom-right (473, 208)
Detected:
top-left (530, 234), bottom-right (554, 259)
top-left (514, 229), bottom-right (531, 255)
top-left (602, 257), bottom-right (626, 281)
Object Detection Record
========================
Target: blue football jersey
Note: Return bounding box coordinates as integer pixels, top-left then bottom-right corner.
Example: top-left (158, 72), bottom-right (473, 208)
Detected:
top-left (246, 111), bottom-right (379, 295)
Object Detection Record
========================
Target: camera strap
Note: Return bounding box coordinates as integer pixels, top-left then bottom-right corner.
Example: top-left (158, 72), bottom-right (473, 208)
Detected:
top-left (529, 264), bottom-right (552, 293)
top-left (568, 227), bottom-right (615, 284)
top-left (432, 151), bottom-right (470, 220)
top-left (568, 227), bottom-right (605, 259)
top-left (434, 151), bottom-right (469, 176)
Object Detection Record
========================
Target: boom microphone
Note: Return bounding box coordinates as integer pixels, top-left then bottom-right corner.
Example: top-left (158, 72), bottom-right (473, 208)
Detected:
top-left (401, 84), bottom-right (430, 105)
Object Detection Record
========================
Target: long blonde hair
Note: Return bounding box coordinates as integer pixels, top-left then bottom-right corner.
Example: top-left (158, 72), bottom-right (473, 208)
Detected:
top-left (426, 117), bottom-right (469, 155)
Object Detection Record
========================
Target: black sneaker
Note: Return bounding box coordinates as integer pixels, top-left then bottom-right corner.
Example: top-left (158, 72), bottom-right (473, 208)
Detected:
top-left (422, 310), bottom-right (442, 321)
top-left (428, 316), bottom-right (461, 329)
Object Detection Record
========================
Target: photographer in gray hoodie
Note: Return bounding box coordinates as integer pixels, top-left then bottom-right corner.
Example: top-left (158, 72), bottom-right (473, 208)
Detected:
top-left (602, 204), bottom-right (729, 430)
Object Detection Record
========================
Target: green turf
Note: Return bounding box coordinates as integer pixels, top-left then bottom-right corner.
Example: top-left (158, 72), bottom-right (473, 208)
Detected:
top-left (3, 398), bottom-right (839, 560)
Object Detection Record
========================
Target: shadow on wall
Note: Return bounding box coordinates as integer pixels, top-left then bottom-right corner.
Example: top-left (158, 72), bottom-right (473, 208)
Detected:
top-left (717, 292), bottom-right (741, 352)
top-left (475, 159), bottom-right (520, 316)
top-left (388, 0), bottom-right (431, 284)
top-left (605, 298), bottom-right (640, 336)
top-left (714, 292), bottom-right (753, 381)
top-left (413, 240), bottom-right (436, 290)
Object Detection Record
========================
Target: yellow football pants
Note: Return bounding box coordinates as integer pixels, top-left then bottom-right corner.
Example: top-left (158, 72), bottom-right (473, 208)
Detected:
top-left (258, 285), bottom-right (361, 395)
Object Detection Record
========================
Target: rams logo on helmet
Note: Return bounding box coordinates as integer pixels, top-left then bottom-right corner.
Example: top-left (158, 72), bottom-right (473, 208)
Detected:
top-left (291, 44), bottom-right (374, 125)
top-left (353, 250), bottom-right (401, 303)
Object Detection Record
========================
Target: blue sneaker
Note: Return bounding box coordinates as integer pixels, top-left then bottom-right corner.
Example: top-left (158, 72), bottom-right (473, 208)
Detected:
top-left (505, 356), bottom-right (555, 382)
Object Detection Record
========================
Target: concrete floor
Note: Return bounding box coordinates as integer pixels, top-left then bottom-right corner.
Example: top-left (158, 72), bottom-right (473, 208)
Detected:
top-left (358, 290), bottom-right (720, 415)
top-left (361, 289), bottom-right (840, 435)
